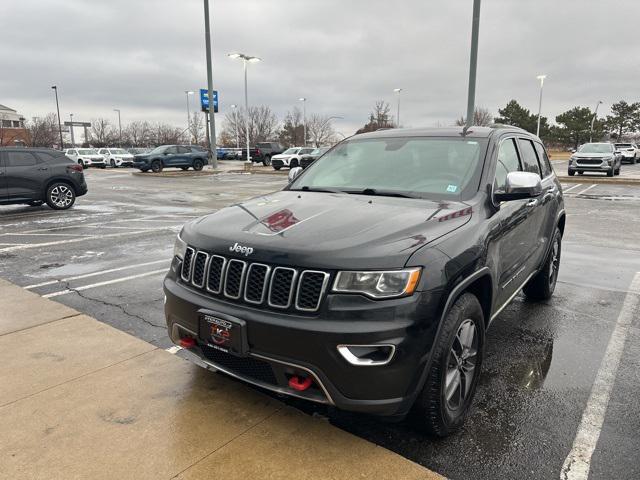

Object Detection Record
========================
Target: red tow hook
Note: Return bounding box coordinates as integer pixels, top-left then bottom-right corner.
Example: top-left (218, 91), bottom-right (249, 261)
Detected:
top-left (288, 376), bottom-right (313, 391)
top-left (179, 337), bottom-right (196, 349)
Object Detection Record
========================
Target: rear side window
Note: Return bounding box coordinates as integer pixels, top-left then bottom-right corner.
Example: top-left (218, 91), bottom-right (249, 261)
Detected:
top-left (534, 143), bottom-right (553, 178)
top-left (7, 151), bottom-right (39, 167)
top-left (494, 138), bottom-right (521, 191)
top-left (178, 146), bottom-right (191, 153)
top-left (166, 146), bottom-right (178, 154)
top-left (518, 138), bottom-right (541, 176)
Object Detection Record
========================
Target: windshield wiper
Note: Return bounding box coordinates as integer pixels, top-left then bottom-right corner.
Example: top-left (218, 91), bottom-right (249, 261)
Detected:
top-left (292, 186), bottom-right (345, 194)
top-left (347, 188), bottom-right (419, 199)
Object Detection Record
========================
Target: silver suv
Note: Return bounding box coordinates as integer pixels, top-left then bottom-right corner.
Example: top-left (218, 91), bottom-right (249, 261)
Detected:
top-left (568, 143), bottom-right (622, 177)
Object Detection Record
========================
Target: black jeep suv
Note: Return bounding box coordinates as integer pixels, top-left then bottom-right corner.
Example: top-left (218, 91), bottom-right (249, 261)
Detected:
top-left (164, 126), bottom-right (565, 436)
top-left (0, 147), bottom-right (87, 209)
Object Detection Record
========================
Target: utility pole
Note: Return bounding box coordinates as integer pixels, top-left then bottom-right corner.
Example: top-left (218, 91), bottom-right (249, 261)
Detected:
top-left (203, 0), bottom-right (218, 168)
top-left (69, 113), bottom-right (75, 146)
top-left (463, 0), bottom-right (481, 135)
top-left (51, 86), bottom-right (63, 148)
top-left (590, 100), bottom-right (603, 143)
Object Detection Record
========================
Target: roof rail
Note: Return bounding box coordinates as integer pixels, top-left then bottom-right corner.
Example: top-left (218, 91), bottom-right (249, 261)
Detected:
top-left (488, 123), bottom-right (528, 132)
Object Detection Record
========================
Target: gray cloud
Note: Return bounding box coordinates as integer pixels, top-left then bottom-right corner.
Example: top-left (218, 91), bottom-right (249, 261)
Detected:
top-left (2, 0), bottom-right (638, 136)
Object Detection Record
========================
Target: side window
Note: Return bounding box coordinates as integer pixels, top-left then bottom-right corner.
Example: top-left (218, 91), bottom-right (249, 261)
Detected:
top-left (68, 149), bottom-right (77, 155)
top-left (178, 146), bottom-right (190, 153)
top-left (534, 143), bottom-right (553, 177)
top-left (494, 138), bottom-right (521, 191)
top-left (99, 149), bottom-right (106, 154)
top-left (518, 138), bottom-right (541, 176)
top-left (166, 146), bottom-right (178, 154)
top-left (7, 151), bottom-right (38, 167)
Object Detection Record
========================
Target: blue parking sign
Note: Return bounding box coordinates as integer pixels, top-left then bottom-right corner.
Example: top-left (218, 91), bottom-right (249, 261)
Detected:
top-left (200, 89), bottom-right (219, 113)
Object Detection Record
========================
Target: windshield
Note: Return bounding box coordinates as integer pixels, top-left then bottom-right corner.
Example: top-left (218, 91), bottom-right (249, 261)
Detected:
top-left (111, 149), bottom-right (129, 155)
top-left (289, 136), bottom-right (487, 200)
top-left (615, 144), bottom-right (632, 148)
top-left (78, 149), bottom-right (98, 155)
top-left (149, 146), bottom-right (168, 154)
top-left (283, 148), bottom-right (299, 155)
top-left (578, 143), bottom-right (613, 154)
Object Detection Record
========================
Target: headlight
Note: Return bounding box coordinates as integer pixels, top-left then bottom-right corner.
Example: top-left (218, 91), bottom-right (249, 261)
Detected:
top-left (333, 268), bottom-right (421, 299)
top-left (173, 232), bottom-right (188, 260)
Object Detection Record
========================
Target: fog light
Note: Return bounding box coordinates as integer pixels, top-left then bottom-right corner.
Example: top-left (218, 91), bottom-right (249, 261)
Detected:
top-left (337, 344), bottom-right (395, 366)
top-left (179, 337), bottom-right (196, 349)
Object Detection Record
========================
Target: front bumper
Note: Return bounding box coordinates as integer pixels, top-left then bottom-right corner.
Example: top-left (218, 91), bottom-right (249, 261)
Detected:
top-left (133, 161), bottom-right (149, 169)
top-left (163, 263), bottom-right (441, 416)
top-left (569, 161), bottom-right (612, 172)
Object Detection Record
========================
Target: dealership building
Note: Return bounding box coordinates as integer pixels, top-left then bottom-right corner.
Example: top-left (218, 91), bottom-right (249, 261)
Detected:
top-left (0, 104), bottom-right (29, 146)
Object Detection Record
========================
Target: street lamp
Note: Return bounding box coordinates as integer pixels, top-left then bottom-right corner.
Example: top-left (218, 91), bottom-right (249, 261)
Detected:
top-left (227, 53), bottom-right (261, 163)
top-left (590, 100), bottom-right (603, 143)
top-left (393, 88), bottom-right (402, 127)
top-left (185, 91), bottom-right (194, 143)
top-left (230, 104), bottom-right (240, 148)
top-left (113, 109), bottom-right (122, 147)
top-left (51, 86), bottom-right (63, 149)
top-left (536, 74), bottom-right (547, 138)
top-left (299, 97), bottom-right (307, 146)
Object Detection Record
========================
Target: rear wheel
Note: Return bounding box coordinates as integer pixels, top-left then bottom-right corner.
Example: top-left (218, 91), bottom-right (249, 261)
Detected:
top-left (110, 159), bottom-right (117, 168)
top-left (523, 227), bottom-right (561, 301)
top-left (263, 155), bottom-right (271, 166)
top-left (412, 293), bottom-right (484, 437)
top-left (193, 159), bottom-right (204, 171)
top-left (290, 158), bottom-right (299, 168)
top-left (46, 182), bottom-right (76, 210)
top-left (607, 168), bottom-right (614, 177)
top-left (273, 166), bottom-right (281, 171)
top-left (151, 160), bottom-right (163, 173)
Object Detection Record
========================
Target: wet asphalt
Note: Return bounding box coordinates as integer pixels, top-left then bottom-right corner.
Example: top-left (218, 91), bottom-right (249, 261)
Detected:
top-left (1, 164), bottom-right (639, 480)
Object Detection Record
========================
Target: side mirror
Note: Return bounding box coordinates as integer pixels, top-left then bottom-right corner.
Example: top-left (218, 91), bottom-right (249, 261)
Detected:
top-left (494, 171), bottom-right (542, 202)
top-left (614, 150), bottom-right (621, 155)
top-left (288, 166), bottom-right (303, 183)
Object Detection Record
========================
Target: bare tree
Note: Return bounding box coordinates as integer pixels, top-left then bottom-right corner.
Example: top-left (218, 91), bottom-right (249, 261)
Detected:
top-left (455, 107), bottom-right (493, 127)
top-left (356, 101), bottom-right (394, 134)
top-left (189, 112), bottom-right (205, 145)
top-left (220, 105), bottom-right (280, 146)
top-left (307, 114), bottom-right (337, 146)
top-left (125, 120), bottom-right (152, 147)
top-left (25, 113), bottom-right (59, 147)
top-left (90, 118), bottom-right (116, 146)
top-left (152, 122), bottom-right (183, 145)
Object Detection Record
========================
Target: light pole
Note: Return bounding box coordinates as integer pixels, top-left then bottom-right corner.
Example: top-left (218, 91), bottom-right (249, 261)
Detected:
top-left (113, 109), bottom-right (122, 147)
top-left (590, 100), bottom-right (603, 143)
top-left (203, 0), bottom-right (217, 168)
top-left (185, 91), bottom-right (194, 143)
top-left (228, 53), bottom-right (261, 163)
top-left (230, 104), bottom-right (239, 148)
top-left (51, 85), bottom-right (63, 149)
top-left (536, 74), bottom-right (547, 138)
top-left (393, 88), bottom-right (402, 127)
top-left (69, 113), bottom-right (75, 146)
top-left (299, 97), bottom-right (307, 146)
top-left (463, 0), bottom-right (481, 135)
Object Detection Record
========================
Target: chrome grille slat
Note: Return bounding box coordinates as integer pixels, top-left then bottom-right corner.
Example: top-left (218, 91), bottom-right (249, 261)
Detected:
top-left (224, 259), bottom-right (247, 299)
top-left (187, 246), bottom-right (329, 312)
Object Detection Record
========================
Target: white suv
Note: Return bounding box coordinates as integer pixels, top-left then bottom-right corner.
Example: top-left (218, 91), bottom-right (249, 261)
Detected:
top-left (99, 148), bottom-right (135, 168)
top-left (65, 148), bottom-right (106, 169)
top-left (271, 147), bottom-right (315, 170)
top-left (614, 143), bottom-right (638, 164)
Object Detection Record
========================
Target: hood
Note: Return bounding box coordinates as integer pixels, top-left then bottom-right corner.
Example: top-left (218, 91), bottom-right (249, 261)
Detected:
top-left (272, 154), bottom-right (291, 160)
top-left (182, 190), bottom-right (471, 270)
top-left (573, 152), bottom-right (612, 158)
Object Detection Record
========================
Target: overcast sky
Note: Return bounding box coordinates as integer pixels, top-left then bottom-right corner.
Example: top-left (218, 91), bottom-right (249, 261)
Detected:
top-left (2, 0), bottom-right (638, 137)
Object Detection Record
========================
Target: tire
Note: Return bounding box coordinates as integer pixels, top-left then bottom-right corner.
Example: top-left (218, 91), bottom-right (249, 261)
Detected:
top-left (412, 293), bottom-right (485, 437)
top-left (273, 166), bottom-right (281, 171)
top-left (46, 182), bottom-right (76, 210)
top-left (607, 169), bottom-right (614, 177)
top-left (568, 170), bottom-right (575, 176)
top-left (193, 159), bottom-right (204, 171)
top-left (110, 159), bottom-right (117, 168)
top-left (523, 227), bottom-right (562, 301)
top-left (181, 166), bottom-right (189, 171)
top-left (290, 159), bottom-right (299, 168)
top-left (140, 168), bottom-right (149, 173)
top-left (28, 200), bottom-right (44, 207)
top-left (151, 160), bottom-right (163, 173)
top-left (577, 171), bottom-right (583, 175)
top-left (263, 155), bottom-right (271, 167)
top-left (100, 165), bottom-right (106, 169)
top-left (615, 167), bottom-right (621, 176)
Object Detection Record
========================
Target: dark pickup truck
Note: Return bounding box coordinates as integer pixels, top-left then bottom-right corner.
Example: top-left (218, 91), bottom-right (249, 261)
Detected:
top-left (239, 142), bottom-right (285, 166)
top-left (164, 125), bottom-right (565, 436)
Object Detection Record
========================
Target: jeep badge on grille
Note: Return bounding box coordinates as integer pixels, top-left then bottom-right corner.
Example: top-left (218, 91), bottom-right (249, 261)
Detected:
top-left (229, 242), bottom-right (254, 257)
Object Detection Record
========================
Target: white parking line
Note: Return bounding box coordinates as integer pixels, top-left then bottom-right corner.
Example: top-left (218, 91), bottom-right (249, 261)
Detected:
top-left (24, 259), bottom-right (170, 289)
top-left (560, 272), bottom-right (640, 480)
top-left (575, 184), bottom-right (598, 196)
top-left (42, 268), bottom-right (168, 298)
top-left (563, 184), bottom-right (583, 193)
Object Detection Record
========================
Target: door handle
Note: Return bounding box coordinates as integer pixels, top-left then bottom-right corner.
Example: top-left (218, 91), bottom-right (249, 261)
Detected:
top-left (38, 167), bottom-right (49, 171)
top-left (526, 199), bottom-right (538, 207)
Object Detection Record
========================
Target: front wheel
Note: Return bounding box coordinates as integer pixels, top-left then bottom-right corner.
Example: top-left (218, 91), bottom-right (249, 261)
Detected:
top-left (607, 169), bottom-right (614, 177)
top-left (273, 166), bottom-right (281, 171)
top-left (46, 183), bottom-right (76, 210)
top-left (151, 160), bottom-right (163, 173)
top-left (110, 159), bottom-right (117, 168)
top-left (193, 159), bottom-right (204, 171)
top-left (523, 227), bottom-right (561, 301)
top-left (412, 293), bottom-right (485, 437)
top-left (568, 170), bottom-right (575, 176)
top-left (290, 159), bottom-right (299, 168)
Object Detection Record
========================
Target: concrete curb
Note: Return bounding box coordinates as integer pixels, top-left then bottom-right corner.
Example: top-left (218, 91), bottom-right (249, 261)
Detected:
top-left (226, 169), bottom-right (288, 175)
top-left (131, 170), bottom-right (222, 178)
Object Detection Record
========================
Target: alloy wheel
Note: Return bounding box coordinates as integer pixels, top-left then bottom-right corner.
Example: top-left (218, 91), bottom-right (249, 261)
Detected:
top-left (445, 319), bottom-right (478, 411)
top-left (50, 185), bottom-right (74, 208)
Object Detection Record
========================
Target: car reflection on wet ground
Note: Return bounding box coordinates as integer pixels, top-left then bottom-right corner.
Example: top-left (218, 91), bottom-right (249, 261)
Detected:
top-left (0, 169), bottom-right (639, 480)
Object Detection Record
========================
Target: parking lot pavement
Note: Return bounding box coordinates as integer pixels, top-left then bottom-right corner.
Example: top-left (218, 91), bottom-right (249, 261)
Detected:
top-left (1, 168), bottom-right (639, 480)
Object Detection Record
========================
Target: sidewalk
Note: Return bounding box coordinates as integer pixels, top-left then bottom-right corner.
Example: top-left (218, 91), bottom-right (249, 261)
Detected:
top-left (0, 278), bottom-right (440, 480)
